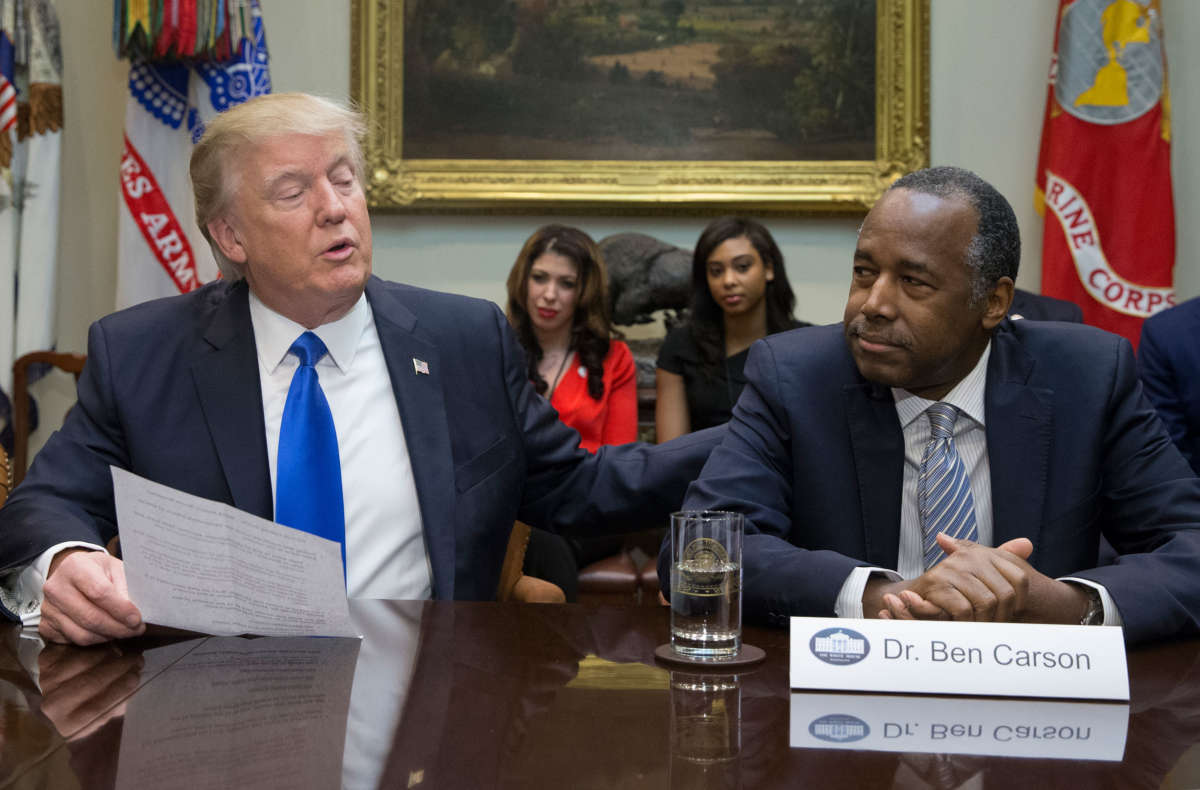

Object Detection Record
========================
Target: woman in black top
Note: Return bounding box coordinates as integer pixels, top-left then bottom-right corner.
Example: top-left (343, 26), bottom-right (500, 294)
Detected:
top-left (655, 217), bottom-right (805, 441)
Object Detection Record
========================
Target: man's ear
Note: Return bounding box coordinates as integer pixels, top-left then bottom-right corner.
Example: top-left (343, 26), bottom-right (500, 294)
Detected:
top-left (207, 217), bottom-right (248, 265)
top-left (981, 276), bottom-right (1015, 330)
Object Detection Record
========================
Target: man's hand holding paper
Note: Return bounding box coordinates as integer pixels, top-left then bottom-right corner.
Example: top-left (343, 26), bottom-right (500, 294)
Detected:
top-left (110, 468), bottom-right (357, 638)
top-left (40, 549), bottom-right (145, 645)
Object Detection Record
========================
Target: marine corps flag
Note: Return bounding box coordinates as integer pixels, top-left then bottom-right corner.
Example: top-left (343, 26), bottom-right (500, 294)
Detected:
top-left (1035, 0), bottom-right (1175, 348)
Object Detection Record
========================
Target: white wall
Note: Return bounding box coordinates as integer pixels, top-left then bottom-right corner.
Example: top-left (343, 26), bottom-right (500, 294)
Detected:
top-left (1162, 0), bottom-right (1200, 302)
top-left (52, 0), bottom-right (1200, 349)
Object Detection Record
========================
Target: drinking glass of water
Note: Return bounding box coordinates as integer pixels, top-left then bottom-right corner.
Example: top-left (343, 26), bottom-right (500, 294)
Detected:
top-left (669, 510), bottom-right (743, 660)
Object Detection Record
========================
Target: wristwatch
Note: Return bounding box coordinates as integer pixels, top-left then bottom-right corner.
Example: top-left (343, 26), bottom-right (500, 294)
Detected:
top-left (1079, 587), bottom-right (1103, 626)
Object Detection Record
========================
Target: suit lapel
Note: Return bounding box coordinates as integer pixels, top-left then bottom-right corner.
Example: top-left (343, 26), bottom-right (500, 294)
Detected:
top-left (366, 279), bottom-right (457, 600)
top-left (845, 381), bottom-right (904, 569)
top-left (191, 281), bottom-right (273, 518)
top-left (985, 326), bottom-right (1054, 556)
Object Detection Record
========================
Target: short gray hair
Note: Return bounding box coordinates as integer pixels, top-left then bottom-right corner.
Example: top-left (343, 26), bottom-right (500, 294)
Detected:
top-left (888, 166), bottom-right (1021, 305)
top-left (190, 93), bottom-right (368, 280)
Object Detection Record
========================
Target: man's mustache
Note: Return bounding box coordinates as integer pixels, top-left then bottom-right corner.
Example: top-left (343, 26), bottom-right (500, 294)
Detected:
top-left (845, 318), bottom-right (913, 350)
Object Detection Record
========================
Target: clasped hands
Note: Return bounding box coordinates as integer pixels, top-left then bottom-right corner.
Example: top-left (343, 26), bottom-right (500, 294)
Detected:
top-left (863, 533), bottom-right (1092, 625)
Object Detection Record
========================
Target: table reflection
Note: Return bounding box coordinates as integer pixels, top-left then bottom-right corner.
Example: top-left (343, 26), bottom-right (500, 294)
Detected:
top-left (669, 670), bottom-right (743, 790)
top-left (3, 604), bottom-right (1200, 789)
top-left (789, 693), bottom-right (1129, 761)
top-left (342, 599), bottom-right (421, 790)
top-left (114, 636), bottom-right (359, 789)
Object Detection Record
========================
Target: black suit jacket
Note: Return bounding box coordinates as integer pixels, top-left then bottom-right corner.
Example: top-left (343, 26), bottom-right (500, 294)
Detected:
top-left (1008, 288), bottom-right (1084, 323)
top-left (0, 277), bottom-right (718, 602)
top-left (662, 320), bottom-right (1200, 643)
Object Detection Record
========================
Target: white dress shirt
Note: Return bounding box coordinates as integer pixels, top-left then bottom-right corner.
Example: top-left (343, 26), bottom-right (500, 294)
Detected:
top-left (250, 291), bottom-right (432, 600)
top-left (834, 342), bottom-right (1121, 625)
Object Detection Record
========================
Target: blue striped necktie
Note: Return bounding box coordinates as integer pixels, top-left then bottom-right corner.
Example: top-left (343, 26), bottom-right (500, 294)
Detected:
top-left (918, 402), bottom-right (978, 569)
top-left (275, 331), bottom-right (346, 576)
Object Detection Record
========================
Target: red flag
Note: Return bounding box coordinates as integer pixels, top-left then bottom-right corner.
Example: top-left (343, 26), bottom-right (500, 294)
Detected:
top-left (1035, 0), bottom-right (1175, 348)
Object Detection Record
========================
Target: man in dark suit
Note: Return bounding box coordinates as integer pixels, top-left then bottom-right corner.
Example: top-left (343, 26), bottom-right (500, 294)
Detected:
top-left (1008, 288), bottom-right (1083, 323)
top-left (662, 166), bottom-right (1200, 644)
top-left (0, 93), bottom-right (717, 645)
top-left (1139, 297), bottom-right (1200, 476)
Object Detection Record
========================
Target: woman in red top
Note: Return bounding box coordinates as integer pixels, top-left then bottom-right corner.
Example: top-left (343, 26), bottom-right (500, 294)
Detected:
top-left (506, 225), bottom-right (637, 598)
top-left (506, 225), bottom-right (637, 451)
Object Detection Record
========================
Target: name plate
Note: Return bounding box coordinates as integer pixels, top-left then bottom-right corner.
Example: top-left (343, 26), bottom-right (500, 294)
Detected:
top-left (790, 617), bottom-right (1129, 701)
top-left (789, 692), bottom-right (1129, 761)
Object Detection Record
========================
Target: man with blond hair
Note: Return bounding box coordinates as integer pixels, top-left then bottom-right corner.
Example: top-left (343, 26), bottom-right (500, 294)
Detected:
top-left (0, 93), bottom-right (716, 645)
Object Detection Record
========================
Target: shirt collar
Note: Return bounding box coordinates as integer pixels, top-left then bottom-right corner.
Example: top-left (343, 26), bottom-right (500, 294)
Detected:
top-left (248, 289), bottom-right (370, 374)
top-left (892, 341), bottom-right (991, 430)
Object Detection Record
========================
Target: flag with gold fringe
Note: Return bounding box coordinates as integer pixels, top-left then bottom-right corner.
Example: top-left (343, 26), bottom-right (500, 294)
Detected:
top-left (114, 0), bottom-right (270, 309)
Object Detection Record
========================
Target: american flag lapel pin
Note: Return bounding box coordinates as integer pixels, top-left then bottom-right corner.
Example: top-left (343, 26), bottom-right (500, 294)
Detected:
top-left (413, 358), bottom-right (430, 375)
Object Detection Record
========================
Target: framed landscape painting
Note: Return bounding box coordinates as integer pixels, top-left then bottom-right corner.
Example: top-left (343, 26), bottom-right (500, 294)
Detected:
top-left (351, 0), bottom-right (928, 212)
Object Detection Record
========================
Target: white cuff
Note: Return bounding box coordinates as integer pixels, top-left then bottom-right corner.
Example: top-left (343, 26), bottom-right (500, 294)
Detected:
top-left (835, 567), bottom-right (902, 619)
top-left (0, 542), bottom-right (107, 627)
top-left (1059, 576), bottom-right (1123, 627)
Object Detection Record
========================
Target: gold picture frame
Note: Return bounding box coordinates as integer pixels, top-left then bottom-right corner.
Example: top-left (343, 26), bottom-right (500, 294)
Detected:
top-left (351, 0), bottom-right (929, 213)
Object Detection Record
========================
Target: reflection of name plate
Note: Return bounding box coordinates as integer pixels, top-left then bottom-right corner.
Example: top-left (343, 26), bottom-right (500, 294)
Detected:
top-left (790, 692), bottom-right (1129, 761)
top-left (114, 636), bottom-right (361, 790)
top-left (790, 617), bottom-right (1129, 701)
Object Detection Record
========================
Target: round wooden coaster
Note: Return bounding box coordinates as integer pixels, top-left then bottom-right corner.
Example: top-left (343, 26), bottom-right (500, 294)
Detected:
top-left (653, 643), bottom-right (766, 670)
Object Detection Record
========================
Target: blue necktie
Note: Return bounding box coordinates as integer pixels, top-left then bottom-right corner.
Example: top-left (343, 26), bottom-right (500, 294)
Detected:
top-left (275, 331), bottom-right (346, 576)
top-left (918, 402), bottom-right (978, 569)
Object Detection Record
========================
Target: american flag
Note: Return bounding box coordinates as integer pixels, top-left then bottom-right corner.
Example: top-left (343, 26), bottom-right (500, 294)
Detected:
top-left (0, 28), bottom-right (14, 133)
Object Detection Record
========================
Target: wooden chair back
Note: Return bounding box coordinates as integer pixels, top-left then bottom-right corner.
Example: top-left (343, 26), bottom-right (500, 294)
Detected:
top-left (497, 521), bottom-right (533, 601)
top-left (0, 445), bottom-right (11, 507)
top-left (13, 351), bottom-right (86, 486)
top-left (497, 520), bottom-right (565, 603)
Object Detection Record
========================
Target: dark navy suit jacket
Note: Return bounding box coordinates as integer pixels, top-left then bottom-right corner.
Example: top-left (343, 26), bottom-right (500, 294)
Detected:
top-left (0, 277), bottom-right (717, 602)
top-left (661, 320), bottom-right (1200, 644)
top-left (1008, 288), bottom-right (1084, 323)
top-left (1139, 297), bottom-right (1200, 476)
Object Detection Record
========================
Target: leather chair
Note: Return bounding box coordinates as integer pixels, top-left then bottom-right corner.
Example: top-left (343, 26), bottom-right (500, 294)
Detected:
top-left (12, 350), bottom-right (86, 485)
top-left (577, 550), bottom-right (640, 604)
top-left (577, 529), bottom-right (664, 606)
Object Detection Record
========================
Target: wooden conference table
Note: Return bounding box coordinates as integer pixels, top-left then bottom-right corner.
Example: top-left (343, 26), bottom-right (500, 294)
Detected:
top-left (2, 600), bottom-right (1200, 789)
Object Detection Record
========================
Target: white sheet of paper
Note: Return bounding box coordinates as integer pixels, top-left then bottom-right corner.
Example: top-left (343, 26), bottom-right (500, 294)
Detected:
top-left (112, 467), bottom-right (358, 637)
